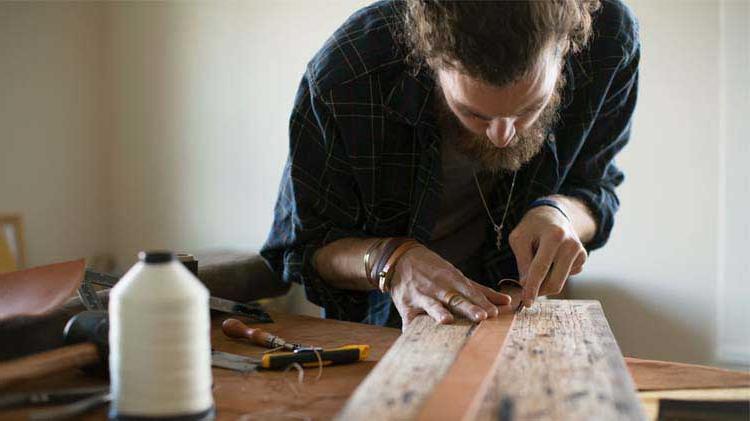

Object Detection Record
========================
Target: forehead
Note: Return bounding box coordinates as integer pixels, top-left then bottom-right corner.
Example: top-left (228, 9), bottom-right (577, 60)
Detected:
top-left (437, 54), bottom-right (560, 116)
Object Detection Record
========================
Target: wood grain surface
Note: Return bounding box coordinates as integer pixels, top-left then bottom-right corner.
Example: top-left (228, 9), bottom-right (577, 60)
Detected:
top-left (476, 300), bottom-right (646, 421)
top-left (336, 315), bottom-right (474, 420)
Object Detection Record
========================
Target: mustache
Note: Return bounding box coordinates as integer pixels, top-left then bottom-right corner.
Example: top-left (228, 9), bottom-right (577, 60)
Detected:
top-left (437, 75), bottom-right (565, 173)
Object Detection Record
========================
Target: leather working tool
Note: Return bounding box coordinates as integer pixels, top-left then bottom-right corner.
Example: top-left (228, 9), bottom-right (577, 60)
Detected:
top-left (222, 318), bottom-right (302, 351)
top-left (82, 269), bottom-right (273, 323)
top-left (219, 318), bottom-right (370, 369)
top-left (0, 311), bottom-right (109, 389)
top-left (0, 386), bottom-right (109, 410)
top-left (212, 345), bottom-right (370, 371)
top-left (2, 387), bottom-right (113, 421)
top-left (28, 391), bottom-right (111, 420)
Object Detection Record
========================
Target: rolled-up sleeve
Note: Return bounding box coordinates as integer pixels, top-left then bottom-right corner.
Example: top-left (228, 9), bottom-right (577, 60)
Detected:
top-left (560, 34), bottom-right (640, 251)
top-left (260, 71), bottom-right (368, 321)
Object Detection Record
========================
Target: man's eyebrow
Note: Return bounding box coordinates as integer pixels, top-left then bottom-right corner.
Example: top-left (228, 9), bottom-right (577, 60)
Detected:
top-left (455, 98), bottom-right (547, 120)
top-left (519, 98), bottom-right (547, 114)
top-left (455, 102), bottom-right (494, 120)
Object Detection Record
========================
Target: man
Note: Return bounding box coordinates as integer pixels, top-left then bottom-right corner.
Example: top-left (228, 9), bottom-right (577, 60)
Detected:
top-left (262, 0), bottom-right (639, 329)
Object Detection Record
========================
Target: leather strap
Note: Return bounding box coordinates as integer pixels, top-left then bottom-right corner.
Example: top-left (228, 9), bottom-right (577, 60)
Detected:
top-left (378, 241), bottom-right (420, 292)
top-left (363, 238), bottom-right (386, 288)
top-left (416, 314), bottom-right (515, 421)
top-left (369, 238), bottom-right (410, 286)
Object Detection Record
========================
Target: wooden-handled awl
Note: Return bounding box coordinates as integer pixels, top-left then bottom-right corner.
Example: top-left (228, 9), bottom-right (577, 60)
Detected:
top-left (221, 318), bottom-right (297, 351)
top-left (0, 311), bottom-right (107, 389)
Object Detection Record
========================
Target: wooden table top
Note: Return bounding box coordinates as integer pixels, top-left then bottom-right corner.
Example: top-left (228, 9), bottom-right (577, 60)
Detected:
top-left (1, 312), bottom-right (747, 420)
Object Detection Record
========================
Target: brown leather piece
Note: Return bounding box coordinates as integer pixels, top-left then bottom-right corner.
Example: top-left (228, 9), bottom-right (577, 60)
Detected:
top-left (0, 260), bottom-right (85, 321)
top-left (626, 357), bottom-right (750, 391)
top-left (417, 314), bottom-right (514, 421)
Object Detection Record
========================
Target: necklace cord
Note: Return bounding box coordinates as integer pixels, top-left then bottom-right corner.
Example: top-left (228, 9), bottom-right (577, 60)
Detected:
top-left (473, 170), bottom-right (517, 235)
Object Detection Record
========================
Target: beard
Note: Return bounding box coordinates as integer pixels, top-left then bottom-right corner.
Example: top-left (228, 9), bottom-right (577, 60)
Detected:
top-left (436, 75), bottom-right (565, 173)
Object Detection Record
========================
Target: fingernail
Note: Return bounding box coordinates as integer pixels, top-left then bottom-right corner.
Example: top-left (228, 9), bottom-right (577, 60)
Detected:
top-left (475, 311), bottom-right (486, 320)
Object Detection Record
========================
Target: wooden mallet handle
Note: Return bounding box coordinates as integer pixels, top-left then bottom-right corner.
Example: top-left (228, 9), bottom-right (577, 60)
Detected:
top-left (222, 318), bottom-right (277, 348)
top-left (0, 342), bottom-right (100, 389)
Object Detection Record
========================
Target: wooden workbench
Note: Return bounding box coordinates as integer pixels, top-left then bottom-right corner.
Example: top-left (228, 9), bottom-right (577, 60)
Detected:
top-left (1, 312), bottom-right (748, 420)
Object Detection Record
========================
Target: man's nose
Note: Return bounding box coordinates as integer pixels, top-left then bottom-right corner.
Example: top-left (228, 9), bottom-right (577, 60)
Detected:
top-left (486, 118), bottom-right (516, 148)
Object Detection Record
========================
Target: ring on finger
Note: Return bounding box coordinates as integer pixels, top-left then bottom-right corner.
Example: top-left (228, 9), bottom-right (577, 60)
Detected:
top-left (445, 292), bottom-right (467, 308)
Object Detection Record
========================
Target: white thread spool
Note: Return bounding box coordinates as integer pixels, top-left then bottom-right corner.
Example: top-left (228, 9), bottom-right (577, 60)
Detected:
top-left (109, 251), bottom-right (214, 420)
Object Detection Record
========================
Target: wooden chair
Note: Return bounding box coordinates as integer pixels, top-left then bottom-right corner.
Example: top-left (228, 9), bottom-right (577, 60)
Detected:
top-left (0, 214), bottom-right (25, 272)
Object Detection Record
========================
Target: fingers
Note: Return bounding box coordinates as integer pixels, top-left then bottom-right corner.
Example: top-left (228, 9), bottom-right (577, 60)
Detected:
top-left (570, 248), bottom-right (587, 275)
top-left (445, 293), bottom-right (489, 322)
top-left (520, 232), bottom-right (561, 307)
top-left (539, 243), bottom-right (578, 296)
top-left (509, 229), bottom-right (534, 278)
top-left (421, 296), bottom-right (454, 324)
top-left (400, 306), bottom-right (424, 332)
top-left (453, 281), bottom-right (499, 318)
top-left (476, 283), bottom-right (512, 306)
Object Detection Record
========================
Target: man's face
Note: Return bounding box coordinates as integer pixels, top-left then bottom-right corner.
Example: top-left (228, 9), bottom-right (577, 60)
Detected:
top-left (435, 50), bottom-right (564, 172)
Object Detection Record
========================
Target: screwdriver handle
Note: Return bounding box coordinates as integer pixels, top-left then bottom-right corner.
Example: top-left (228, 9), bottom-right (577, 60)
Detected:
top-left (222, 318), bottom-right (280, 349)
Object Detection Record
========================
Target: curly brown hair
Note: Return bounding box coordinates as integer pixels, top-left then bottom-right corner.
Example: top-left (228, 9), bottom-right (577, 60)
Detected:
top-left (403, 0), bottom-right (600, 86)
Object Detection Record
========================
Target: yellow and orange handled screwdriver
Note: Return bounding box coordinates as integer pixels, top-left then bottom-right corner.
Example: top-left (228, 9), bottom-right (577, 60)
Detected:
top-left (221, 318), bottom-right (370, 369)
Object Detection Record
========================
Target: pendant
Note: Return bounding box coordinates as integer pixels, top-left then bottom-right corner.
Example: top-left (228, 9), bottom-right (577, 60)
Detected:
top-left (494, 224), bottom-right (503, 251)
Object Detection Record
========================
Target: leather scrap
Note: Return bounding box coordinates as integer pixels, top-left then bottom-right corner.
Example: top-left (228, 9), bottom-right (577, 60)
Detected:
top-left (626, 357), bottom-right (750, 391)
top-left (0, 259), bottom-right (85, 321)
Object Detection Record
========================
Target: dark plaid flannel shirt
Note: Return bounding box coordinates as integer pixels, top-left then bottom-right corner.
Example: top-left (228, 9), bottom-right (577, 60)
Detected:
top-left (261, 0), bottom-right (640, 327)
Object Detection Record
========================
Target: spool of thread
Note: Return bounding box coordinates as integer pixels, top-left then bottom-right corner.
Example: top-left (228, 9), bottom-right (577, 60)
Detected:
top-left (108, 251), bottom-right (214, 420)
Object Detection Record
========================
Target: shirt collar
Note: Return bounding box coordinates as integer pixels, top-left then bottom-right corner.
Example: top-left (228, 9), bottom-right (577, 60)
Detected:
top-left (384, 64), bottom-right (437, 127)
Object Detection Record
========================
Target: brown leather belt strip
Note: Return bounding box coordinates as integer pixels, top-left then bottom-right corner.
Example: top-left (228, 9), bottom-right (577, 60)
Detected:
top-left (416, 313), bottom-right (515, 421)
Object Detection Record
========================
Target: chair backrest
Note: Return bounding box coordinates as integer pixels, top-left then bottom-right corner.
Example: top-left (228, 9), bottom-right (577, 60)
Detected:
top-left (0, 214), bottom-right (24, 273)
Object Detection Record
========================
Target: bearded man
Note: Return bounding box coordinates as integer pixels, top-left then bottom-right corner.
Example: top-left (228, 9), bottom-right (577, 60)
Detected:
top-left (262, 0), bottom-right (640, 329)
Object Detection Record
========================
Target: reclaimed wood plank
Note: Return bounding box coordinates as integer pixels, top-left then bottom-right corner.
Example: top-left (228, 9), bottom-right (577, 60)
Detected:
top-left (476, 300), bottom-right (645, 420)
top-left (340, 300), bottom-right (645, 421)
top-left (336, 315), bottom-right (473, 420)
top-left (416, 313), bottom-right (515, 421)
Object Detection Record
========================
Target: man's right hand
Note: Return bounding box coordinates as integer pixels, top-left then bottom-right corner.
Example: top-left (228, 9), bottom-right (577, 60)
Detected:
top-left (389, 245), bottom-right (512, 329)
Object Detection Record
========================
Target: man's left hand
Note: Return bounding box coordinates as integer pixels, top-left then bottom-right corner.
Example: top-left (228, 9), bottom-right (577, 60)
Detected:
top-left (508, 202), bottom-right (587, 308)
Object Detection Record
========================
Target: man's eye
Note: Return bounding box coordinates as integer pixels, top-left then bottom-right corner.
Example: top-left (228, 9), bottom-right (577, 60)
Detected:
top-left (467, 112), bottom-right (489, 121)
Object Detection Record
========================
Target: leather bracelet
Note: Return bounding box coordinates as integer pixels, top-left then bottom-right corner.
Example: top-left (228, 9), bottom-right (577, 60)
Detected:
top-left (526, 198), bottom-right (571, 222)
top-left (363, 238), bottom-right (386, 288)
top-left (378, 241), bottom-right (421, 293)
top-left (369, 237), bottom-right (410, 286)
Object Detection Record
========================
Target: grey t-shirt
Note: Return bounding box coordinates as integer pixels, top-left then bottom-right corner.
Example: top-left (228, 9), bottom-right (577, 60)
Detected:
top-left (427, 139), bottom-right (491, 281)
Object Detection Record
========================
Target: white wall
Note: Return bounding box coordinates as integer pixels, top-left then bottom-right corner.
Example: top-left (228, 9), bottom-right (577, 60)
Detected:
top-left (105, 1), bottom-right (370, 269)
top-left (569, 0), bottom-right (748, 367)
top-left (0, 3), bottom-right (111, 267)
top-left (716, 0), bottom-right (750, 367)
top-left (1, 1), bottom-right (747, 366)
